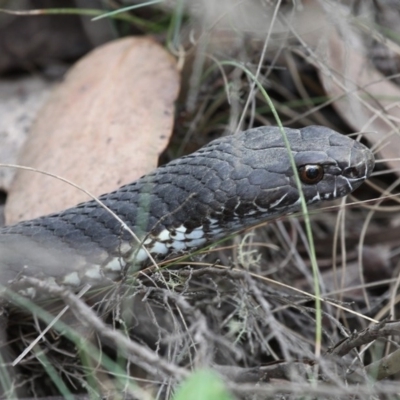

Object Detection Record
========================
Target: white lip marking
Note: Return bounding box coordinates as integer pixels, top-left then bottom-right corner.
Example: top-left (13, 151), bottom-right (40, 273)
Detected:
top-left (19, 288), bottom-right (36, 298)
top-left (119, 242), bottom-right (131, 254)
top-left (104, 258), bottom-right (126, 272)
top-left (343, 177), bottom-right (352, 191)
top-left (150, 241), bottom-right (169, 255)
top-left (170, 240), bottom-right (187, 251)
top-left (132, 248), bottom-right (149, 263)
top-left (175, 225), bottom-right (187, 234)
top-left (62, 272), bottom-right (81, 286)
top-left (172, 231), bottom-right (186, 241)
top-left (293, 197), bottom-right (301, 206)
top-left (157, 229), bottom-right (171, 242)
top-left (310, 192), bottom-right (321, 203)
top-left (85, 265), bottom-right (102, 280)
top-left (186, 238), bottom-right (207, 248)
top-left (185, 228), bottom-right (204, 240)
top-left (269, 193), bottom-right (288, 209)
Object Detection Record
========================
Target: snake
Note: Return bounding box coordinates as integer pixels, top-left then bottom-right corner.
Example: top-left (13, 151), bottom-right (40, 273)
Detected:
top-left (0, 125), bottom-right (374, 295)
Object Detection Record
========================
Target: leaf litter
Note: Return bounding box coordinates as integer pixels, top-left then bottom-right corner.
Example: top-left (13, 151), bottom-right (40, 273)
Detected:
top-left (2, 1), bottom-right (400, 399)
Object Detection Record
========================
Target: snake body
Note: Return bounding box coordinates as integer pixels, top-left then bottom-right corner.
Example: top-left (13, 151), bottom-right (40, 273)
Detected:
top-left (0, 126), bottom-right (374, 292)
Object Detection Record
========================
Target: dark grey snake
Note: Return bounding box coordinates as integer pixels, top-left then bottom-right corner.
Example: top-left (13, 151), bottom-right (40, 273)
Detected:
top-left (0, 126), bottom-right (374, 294)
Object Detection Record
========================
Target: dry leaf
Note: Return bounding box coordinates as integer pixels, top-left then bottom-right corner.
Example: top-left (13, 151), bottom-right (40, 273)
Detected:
top-left (294, 1), bottom-right (400, 173)
top-left (5, 36), bottom-right (180, 224)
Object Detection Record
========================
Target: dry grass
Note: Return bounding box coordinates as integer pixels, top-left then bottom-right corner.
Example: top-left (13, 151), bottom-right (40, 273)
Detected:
top-left (2, 0), bottom-right (400, 399)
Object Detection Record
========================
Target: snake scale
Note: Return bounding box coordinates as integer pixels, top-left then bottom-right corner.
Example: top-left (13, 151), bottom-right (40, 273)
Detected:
top-left (0, 126), bottom-right (374, 294)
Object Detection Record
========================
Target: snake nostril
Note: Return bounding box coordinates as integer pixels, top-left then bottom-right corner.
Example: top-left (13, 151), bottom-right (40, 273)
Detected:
top-left (343, 166), bottom-right (360, 179)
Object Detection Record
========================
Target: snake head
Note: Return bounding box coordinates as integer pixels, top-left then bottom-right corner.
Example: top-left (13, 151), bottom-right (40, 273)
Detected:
top-left (289, 125), bottom-right (375, 203)
top-left (202, 125), bottom-right (375, 232)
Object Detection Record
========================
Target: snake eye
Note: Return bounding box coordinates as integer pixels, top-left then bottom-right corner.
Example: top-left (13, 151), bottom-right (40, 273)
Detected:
top-left (298, 165), bottom-right (324, 184)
